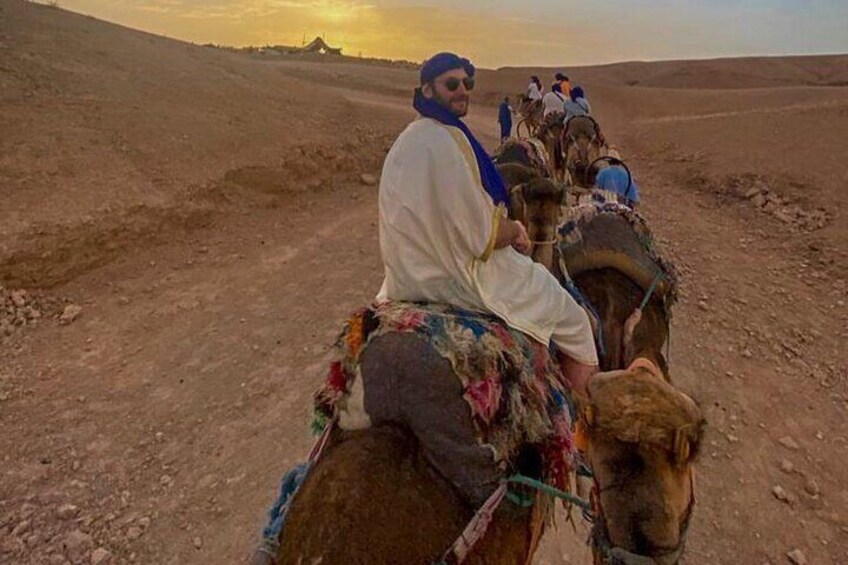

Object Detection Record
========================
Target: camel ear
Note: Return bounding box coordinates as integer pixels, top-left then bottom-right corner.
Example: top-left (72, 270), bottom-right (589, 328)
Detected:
top-left (673, 427), bottom-right (691, 465)
top-left (509, 183), bottom-right (526, 222)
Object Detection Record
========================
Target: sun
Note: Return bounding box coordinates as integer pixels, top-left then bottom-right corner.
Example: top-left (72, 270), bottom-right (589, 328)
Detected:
top-left (315, 2), bottom-right (370, 23)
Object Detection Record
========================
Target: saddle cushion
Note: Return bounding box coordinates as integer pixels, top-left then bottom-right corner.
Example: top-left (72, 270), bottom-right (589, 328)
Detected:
top-left (558, 192), bottom-right (679, 310)
top-left (494, 137), bottom-right (550, 176)
top-left (313, 301), bottom-right (577, 491)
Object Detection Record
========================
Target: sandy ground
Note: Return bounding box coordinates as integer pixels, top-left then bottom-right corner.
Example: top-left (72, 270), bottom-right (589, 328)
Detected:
top-left (1, 1), bottom-right (847, 564)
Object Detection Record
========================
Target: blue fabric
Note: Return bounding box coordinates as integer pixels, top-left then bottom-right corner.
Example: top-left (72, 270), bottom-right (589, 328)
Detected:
top-left (456, 313), bottom-right (488, 338)
top-left (570, 86), bottom-right (585, 102)
top-left (420, 52), bottom-right (475, 84)
top-left (260, 462), bottom-right (310, 552)
top-left (595, 166), bottom-right (640, 204)
top-left (552, 83), bottom-right (562, 93)
top-left (500, 122), bottom-right (511, 140)
top-left (413, 89), bottom-right (510, 206)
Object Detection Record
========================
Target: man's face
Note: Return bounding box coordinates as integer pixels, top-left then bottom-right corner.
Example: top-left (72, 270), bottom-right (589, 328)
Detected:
top-left (423, 68), bottom-right (471, 117)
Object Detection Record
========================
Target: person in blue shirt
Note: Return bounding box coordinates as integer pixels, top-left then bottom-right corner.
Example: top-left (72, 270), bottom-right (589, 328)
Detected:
top-left (595, 163), bottom-right (641, 207)
top-left (498, 96), bottom-right (513, 141)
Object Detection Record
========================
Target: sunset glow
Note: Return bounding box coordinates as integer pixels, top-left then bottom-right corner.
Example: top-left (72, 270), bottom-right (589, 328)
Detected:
top-left (58, 0), bottom-right (848, 68)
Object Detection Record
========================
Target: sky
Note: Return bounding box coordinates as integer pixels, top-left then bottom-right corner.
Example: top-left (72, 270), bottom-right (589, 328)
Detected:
top-left (59, 0), bottom-right (848, 68)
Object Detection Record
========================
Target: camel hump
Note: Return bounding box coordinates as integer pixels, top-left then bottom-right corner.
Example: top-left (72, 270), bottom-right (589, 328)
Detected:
top-left (559, 204), bottom-right (678, 304)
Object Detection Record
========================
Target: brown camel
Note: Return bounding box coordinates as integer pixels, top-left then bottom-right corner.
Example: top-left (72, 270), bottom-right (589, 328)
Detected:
top-left (562, 116), bottom-right (609, 188)
top-left (278, 425), bottom-right (541, 564)
top-left (272, 295), bottom-right (701, 564)
top-left (536, 112), bottom-right (567, 183)
top-left (515, 94), bottom-right (543, 138)
top-left (502, 170), bottom-right (566, 272)
top-left (268, 217), bottom-right (702, 564)
top-left (551, 199), bottom-right (703, 562)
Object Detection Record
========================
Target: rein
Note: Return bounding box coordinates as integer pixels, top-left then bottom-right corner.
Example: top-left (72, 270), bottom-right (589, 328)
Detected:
top-left (589, 468), bottom-right (695, 565)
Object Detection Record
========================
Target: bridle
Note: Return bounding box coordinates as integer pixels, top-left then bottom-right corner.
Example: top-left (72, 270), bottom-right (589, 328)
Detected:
top-left (575, 358), bottom-right (696, 565)
top-left (588, 469), bottom-right (695, 565)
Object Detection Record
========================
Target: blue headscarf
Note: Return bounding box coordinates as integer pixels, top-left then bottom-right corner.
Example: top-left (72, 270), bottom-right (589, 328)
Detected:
top-left (414, 53), bottom-right (509, 206)
top-left (420, 52), bottom-right (475, 84)
top-left (570, 86), bottom-right (585, 102)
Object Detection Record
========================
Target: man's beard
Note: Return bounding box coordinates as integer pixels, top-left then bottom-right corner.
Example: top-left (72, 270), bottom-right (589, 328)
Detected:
top-left (434, 91), bottom-right (470, 117)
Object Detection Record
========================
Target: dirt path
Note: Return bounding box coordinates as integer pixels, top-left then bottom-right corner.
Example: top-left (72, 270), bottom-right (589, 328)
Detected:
top-left (632, 99), bottom-right (848, 124)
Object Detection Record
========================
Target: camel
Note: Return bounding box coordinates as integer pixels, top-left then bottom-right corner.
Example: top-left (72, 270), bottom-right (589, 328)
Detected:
top-left (261, 204), bottom-right (703, 564)
top-left (515, 94), bottom-right (543, 138)
top-left (499, 166), bottom-right (566, 272)
top-left (536, 112), bottom-right (568, 183)
top-left (552, 193), bottom-right (703, 563)
top-left (268, 299), bottom-right (702, 564)
top-left (562, 116), bottom-right (609, 188)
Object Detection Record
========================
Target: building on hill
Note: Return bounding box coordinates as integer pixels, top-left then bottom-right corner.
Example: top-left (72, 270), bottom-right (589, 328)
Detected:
top-left (295, 37), bottom-right (342, 55)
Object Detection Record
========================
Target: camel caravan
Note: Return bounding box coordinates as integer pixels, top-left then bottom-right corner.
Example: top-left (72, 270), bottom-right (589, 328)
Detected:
top-left (251, 56), bottom-right (704, 565)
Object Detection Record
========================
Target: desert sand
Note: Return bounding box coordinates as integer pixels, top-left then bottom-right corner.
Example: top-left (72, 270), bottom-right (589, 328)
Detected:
top-left (1, 1), bottom-right (846, 563)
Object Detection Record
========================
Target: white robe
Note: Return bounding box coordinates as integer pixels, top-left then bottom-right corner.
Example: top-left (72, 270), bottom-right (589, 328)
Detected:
top-left (376, 117), bottom-right (598, 365)
top-left (542, 91), bottom-right (567, 117)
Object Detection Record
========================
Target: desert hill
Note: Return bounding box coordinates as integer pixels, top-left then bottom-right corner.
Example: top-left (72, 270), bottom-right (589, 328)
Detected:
top-left (1, 0), bottom-right (402, 286)
top-left (496, 54), bottom-right (848, 89)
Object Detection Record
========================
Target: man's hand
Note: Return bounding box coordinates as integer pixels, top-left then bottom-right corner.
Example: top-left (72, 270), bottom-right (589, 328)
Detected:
top-left (512, 221), bottom-right (532, 255)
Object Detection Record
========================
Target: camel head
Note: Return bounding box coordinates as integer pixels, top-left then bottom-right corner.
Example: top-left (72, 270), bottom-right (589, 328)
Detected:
top-left (535, 116), bottom-right (565, 180)
top-left (509, 178), bottom-right (566, 271)
top-left (578, 363), bottom-right (705, 564)
top-left (563, 116), bottom-right (605, 187)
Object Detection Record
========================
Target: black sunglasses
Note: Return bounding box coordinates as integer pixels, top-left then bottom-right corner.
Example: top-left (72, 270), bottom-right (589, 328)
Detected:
top-left (440, 76), bottom-right (475, 92)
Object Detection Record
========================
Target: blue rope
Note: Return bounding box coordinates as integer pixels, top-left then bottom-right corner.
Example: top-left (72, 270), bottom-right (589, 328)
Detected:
top-left (258, 462), bottom-right (311, 555)
top-left (639, 272), bottom-right (663, 311)
top-left (507, 474), bottom-right (593, 511)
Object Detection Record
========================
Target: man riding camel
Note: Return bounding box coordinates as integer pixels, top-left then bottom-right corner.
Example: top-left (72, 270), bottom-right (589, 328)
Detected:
top-left (564, 85), bottom-right (592, 121)
top-left (526, 75), bottom-right (543, 101)
top-left (555, 72), bottom-right (571, 99)
top-left (379, 52), bottom-right (598, 399)
top-left (542, 82), bottom-right (568, 117)
top-left (249, 54), bottom-right (599, 563)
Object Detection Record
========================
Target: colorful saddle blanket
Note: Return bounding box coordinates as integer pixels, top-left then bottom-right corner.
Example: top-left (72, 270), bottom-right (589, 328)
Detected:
top-left (494, 137), bottom-right (550, 177)
top-left (313, 301), bottom-right (576, 490)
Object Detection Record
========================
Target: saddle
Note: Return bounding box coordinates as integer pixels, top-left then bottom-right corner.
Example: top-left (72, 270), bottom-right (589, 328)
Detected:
top-left (558, 195), bottom-right (678, 309)
top-left (313, 301), bottom-right (578, 492)
top-left (493, 138), bottom-right (550, 177)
